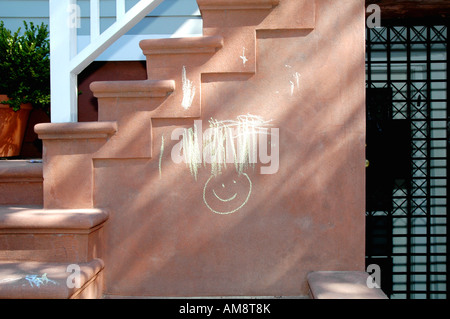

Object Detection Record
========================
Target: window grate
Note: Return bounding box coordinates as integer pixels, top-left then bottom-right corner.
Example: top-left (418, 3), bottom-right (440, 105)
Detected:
top-left (366, 19), bottom-right (449, 299)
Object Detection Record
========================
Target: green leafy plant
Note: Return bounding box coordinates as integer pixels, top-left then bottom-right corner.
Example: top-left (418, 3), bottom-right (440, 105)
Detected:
top-left (0, 21), bottom-right (50, 114)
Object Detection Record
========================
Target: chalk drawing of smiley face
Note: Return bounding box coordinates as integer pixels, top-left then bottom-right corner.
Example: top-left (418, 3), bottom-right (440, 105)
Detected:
top-left (203, 173), bottom-right (252, 215)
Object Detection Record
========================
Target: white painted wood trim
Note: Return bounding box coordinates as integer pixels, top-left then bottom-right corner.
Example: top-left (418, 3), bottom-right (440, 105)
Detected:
top-left (90, 0), bottom-right (100, 40)
top-left (50, 0), bottom-right (165, 123)
top-left (70, 0), bottom-right (165, 75)
top-left (49, 0), bottom-right (78, 123)
top-left (117, 0), bottom-right (126, 19)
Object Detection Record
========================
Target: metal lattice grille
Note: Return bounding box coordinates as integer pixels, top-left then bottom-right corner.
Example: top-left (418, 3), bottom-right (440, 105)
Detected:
top-left (366, 21), bottom-right (449, 299)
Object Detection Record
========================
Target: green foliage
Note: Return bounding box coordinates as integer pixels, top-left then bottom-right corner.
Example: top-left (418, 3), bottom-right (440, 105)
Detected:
top-left (0, 21), bottom-right (50, 113)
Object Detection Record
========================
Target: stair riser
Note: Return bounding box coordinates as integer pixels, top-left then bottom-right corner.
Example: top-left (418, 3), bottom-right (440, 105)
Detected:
top-left (141, 43), bottom-right (222, 118)
top-left (0, 228), bottom-right (104, 263)
top-left (42, 140), bottom-right (106, 209)
top-left (0, 182), bottom-right (42, 206)
top-left (0, 259), bottom-right (105, 299)
top-left (198, 0), bottom-right (315, 30)
top-left (0, 160), bottom-right (43, 206)
top-left (143, 33), bottom-right (255, 77)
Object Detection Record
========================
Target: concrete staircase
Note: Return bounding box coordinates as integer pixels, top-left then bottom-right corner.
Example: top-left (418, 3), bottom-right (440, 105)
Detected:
top-left (1, 0), bottom-right (377, 298)
top-left (0, 161), bottom-right (107, 298)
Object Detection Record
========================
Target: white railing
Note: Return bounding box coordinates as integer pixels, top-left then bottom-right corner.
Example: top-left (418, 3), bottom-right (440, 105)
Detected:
top-left (49, 0), bottom-right (165, 123)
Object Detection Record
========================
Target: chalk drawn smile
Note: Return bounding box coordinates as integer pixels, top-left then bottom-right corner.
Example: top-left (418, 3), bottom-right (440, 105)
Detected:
top-left (212, 181), bottom-right (238, 202)
top-left (203, 173), bottom-right (252, 215)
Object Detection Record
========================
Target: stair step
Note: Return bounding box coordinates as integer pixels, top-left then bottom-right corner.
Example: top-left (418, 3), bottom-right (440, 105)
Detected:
top-left (0, 206), bottom-right (109, 230)
top-left (35, 122), bottom-right (119, 208)
top-left (88, 36), bottom-right (225, 161)
top-left (139, 35), bottom-right (224, 55)
top-left (307, 271), bottom-right (388, 299)
top-left (0, 258), bottom-right (104, 299)
top-left (0, 206), bottom-right (109, 262)
top-left (34, 121), bottom-right (118, 140)
top-left (197, 0), bottom-right (279, 10)
top-left (90, 79), bottom-right (175, 98)
top-left (139, 35), bottom-right (224, 80)
top-left (0, 160), bottom-right (43, 206)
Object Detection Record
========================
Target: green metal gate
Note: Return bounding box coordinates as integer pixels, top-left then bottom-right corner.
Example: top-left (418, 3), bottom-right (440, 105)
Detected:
top-left (365, 19), bottom-right (449, 299)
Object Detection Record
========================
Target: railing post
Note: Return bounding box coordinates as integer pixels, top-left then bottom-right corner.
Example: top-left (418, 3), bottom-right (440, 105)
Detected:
top-left (70, 0), bottom-right (165, 75)
top-left (49, 0), bottom-right (166, 123)
top-left (117, 0), bottom-right (126, 19)
top-left (49, 0), bottom-right (78, 123)
top-left (91, 0), bottom-right (101, 40)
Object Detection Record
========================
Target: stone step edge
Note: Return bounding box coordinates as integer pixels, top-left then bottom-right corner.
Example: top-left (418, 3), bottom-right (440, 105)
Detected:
top-left (139, 35), bottom-right (224, 55)
top-left (35, 121), bottom-right (118, 140)
top-left (0, 160), bottom-right (43, 183)
top-left (307, 271), bottom-right (389, 299)
top-left (0, 206), bottom-right (109, 234)
top-left (197, 0), bottom-right (279, 10)
top-left (0, 258), bottom-right (104, 299)
top-left (90, 79), bottom-right (175, 99)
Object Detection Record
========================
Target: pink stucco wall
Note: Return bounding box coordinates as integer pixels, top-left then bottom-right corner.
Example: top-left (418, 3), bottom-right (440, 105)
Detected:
top-left (36, 0), bottom-right (366, 297)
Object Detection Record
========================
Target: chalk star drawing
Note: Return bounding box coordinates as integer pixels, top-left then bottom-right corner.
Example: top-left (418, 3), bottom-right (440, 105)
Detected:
top-left (240, 47), bottom-right (249, 66)
top-left (25, 273), bottom-right (58, 288)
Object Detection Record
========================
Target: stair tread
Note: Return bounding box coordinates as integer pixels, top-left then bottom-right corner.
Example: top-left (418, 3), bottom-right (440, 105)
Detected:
top-left (90, 79), bottom-right (175, 98)
top-left (307, 271), bottom-right (388, 299)
top-left (35, 121), bottom-right (118, 140)
top-left (0, 258), bottom-right (104, 299)
top-left (0, 206), bottom-right (109, 231)
top-left (140, 35), bottom-right (223, 55)
top-left (0, 160), bottom-right (42, 182)
top-left (197, 0), bottom-right (279, 10)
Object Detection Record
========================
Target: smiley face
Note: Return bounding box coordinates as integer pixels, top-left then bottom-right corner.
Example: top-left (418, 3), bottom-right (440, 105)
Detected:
top-left (212, 183), bottom-right (237, 202)
top-left (203, 173), bottom-right (252, 215)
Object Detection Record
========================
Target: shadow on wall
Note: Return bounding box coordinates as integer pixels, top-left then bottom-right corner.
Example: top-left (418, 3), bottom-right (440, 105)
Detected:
top-left (21, 109), bottom-right (49, 158)
top-left (44, 0), bottom-right (367, 297)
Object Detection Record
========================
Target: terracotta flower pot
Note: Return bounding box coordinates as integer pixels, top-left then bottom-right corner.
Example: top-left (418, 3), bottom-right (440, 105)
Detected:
top-left (0, 94), bottom-right (32, 157)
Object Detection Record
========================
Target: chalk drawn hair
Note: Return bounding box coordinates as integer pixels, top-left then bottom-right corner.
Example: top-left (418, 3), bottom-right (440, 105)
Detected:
top-left (181, 114), bottom-right (273, 178)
